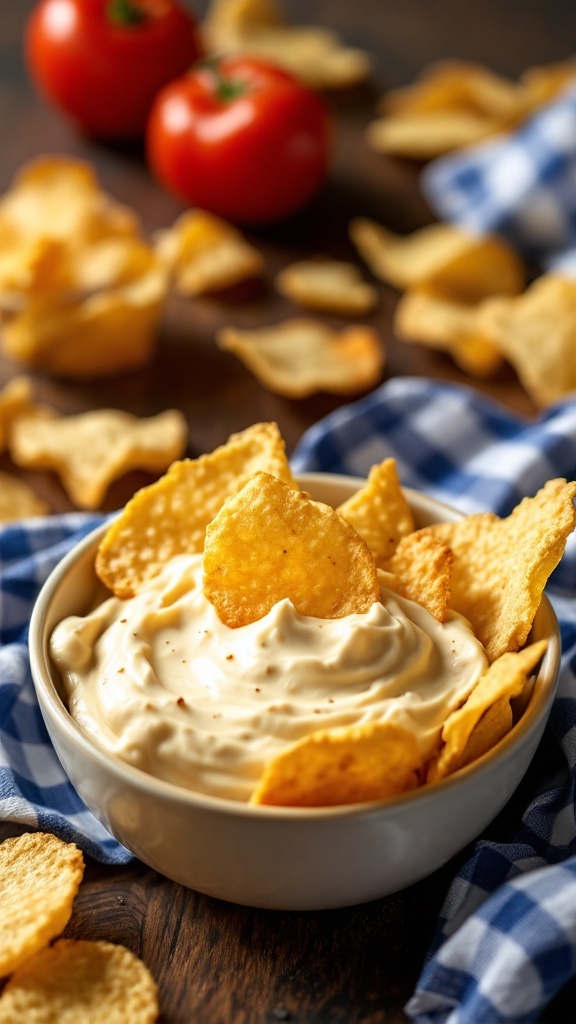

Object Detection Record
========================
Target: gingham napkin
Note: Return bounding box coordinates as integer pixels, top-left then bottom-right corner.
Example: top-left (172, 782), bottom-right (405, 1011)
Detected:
top-left (292, 377), bottom-right (576, 1024)
top-left (3, 378), bottom-right (576, 1020)
top-left (422, 82), bottom-right (576, 274)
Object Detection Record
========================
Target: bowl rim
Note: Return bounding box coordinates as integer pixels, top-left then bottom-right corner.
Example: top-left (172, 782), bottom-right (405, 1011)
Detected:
top-left (29, 472), bottom-right (561, 823)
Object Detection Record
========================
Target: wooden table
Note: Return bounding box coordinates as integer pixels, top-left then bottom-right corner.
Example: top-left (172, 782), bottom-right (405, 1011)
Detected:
top-left (1, 1), bottom-right (575, 1020)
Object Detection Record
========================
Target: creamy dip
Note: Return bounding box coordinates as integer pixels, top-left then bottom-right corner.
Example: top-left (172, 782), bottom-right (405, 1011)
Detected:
top-left (50, 554), bottom-right (488, 802)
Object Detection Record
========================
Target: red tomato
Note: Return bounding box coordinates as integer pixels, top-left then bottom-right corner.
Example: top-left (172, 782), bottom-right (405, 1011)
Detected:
top-left (147, 58), bottom-right (331, 224)
top-left (26, 0), bottom-right (203, 139)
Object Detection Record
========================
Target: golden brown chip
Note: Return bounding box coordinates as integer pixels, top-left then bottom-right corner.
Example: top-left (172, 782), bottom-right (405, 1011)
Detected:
top-left (275, 259), bottom-right (378, 316)
top-left (0, 832), bottom-right (84, 978)
top-left (350, 219), bottom-right (524, 301)
top-left (9, 407), bottom-right (187, 510)
top-left (478, 275), bottom-right (576, 406)
top-left (0, 939), bottom-right (159, 1023)
top-left (203, 0), bottom-right (370, 89)
top-left (154, 210), bottom-right (264, 296)
top-left (0, 472), bottom-right (49, 522)
top-left (250, 721), bottom-right (423, 806)
top-left (0, 235), bottom-right (73, 304)
top-left (427, 479), bottom-right (576, 661)
top-left (96, 422), bottom-right (296, 598)
top-left (382, 61), bottom-right (530, 119)
top-left (203, 471), bottom-right (379, 628)
top-left (0, 376), bottom-right (34, 451)
top-left (1, 257), bottom-right (167, 379)
top-left (427, 640), bottom-right (547, 781)
top-left (337, 459), bottom-right (414, 563)
top-left (520, 59), bottom-right (576, 108)
top-left (394, 291), bottom-right (504, 378)
top-left (217, 318), bottom-right (385, 397)
top-left (456, 696), bottom-right (513, 770)
top-left (382, 532), bottom-right (453, 623)
top-left (0, 157), bottom-right (138, 246)
top-left (366, 110), bottom-right (505, 160)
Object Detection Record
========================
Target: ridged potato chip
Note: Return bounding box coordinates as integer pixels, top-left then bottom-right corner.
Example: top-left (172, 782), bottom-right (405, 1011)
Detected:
top-left (0, 472), bottom-right (49, 522)
top-left (96, 422), bottom-right (296, 598)
top-left (9, 407), bottom-right (187, 510)
top-left (203, 471), bottom-right (380, 628)
top-left (0, 832), bottom-right (84, 978)
top-left (394, 290), bottom-right (504, 378)
top-left (427, 640), bottom-right (547, 781)
top-left (217, 318), bottom-right (385, 397)
top-left (275, 259), bottom-right (378, 316)
top-left (382, 531), bottom-right (453, 623)
top-left (203, 0), bottom-right (370, 90)
top-left (350, 219), bottom-right (524, 301)
top-left (478, 275), bottom-right (576, 406)
top-left (0, 376), bottom-right (34, 450)
top-left (250, 721), bottom-right (423, 806)
top-left (0, 939), bottom-right (158, 1023)
top-left (337, 458), bottom-right (414, 563)
top-left (428, 479), bottom-right (576, 661)
top-left (154, 210), bottom-right (263, 296)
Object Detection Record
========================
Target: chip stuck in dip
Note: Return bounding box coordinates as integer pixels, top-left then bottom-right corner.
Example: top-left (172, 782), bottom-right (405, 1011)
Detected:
top-left (49, 424), bottom-right (576, 808)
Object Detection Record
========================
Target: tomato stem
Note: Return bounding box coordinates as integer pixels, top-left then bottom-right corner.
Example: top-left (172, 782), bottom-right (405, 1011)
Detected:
top-left (201, 59), bottom-right (247, 103)
top-left (107, 0), bottom-right (146, 26)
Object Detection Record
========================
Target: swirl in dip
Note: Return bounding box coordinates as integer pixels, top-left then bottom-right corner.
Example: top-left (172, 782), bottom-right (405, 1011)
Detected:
top-left (50, 553), bottom-right (488, 802)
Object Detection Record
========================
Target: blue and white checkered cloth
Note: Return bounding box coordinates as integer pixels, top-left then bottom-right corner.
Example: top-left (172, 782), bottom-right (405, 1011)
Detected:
top-left (3, 376), bottom-right (576, 1018)
top-left (422, 82), bottom-right (576, 274)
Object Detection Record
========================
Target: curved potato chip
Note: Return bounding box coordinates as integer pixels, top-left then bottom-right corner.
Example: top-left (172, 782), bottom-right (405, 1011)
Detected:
top-left (337, 459), bottom-right (414, 563)
top-left (154, 210), bottom-right (263, 296)
top-left (382, 531), bottom-right (453, 623)
top-left (0, 939), bottom-right (158, 1023)
top-left (0, 376), bottom-right (34, 451)
top-left (366, 111), bottom-right (503, 159)
top-left (217, 318), bottom-right (385, 397)
top-left (0, 832), bottom-right (84, 978)
top-left (9, 407), bottom-right (187, 510)
top-left (203, 471), bottom-right (379, 627)
top-left (478, 275), bottom-right (576, 406)
top-left (394, 290), bottom-right (504, 378)
top-left (382, 61), bottom-right (529, 119)
top-left (427, 640), bottom-right (547, 781)
top-left (0, 472), bottom-right (49, 522)
top-left (250, 721), bottom-right (423, 806)
top-left (204, 0), bottom-right (370, 89)
top-left (350, 219), bottom-right (524, 301)
top-left (275, 259), bottom-right (378, 316)
top-left (428, 479), bottom-right (576, 661)
top-left (1, 260), bottom-right (167, 379)
top-left (96, 422), bottom-right (296, 598)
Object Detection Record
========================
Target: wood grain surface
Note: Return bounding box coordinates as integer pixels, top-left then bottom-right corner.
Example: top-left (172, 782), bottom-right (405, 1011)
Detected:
top-left (1, 2), bottom-right (575, 1021)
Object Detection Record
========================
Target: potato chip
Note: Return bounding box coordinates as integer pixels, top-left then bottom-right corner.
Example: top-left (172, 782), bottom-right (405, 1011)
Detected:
top-left (0, 472), bottom-right (49, 522)
top-left (427, 640), bottom-right (547, 781)
top-left (521, 59), bottom-right (576, 108)
top-left (0, 832), bottom-right (84, 978)
top-left (337, 459), bottom-right (414, 563)
top-left (9, 407), bottom-right (187, 510)
top-left (394, 291), bottom-right (504, 378)
top-left (0, 939), bottom-right (159, 1023)
top-left (0, 157), bottom-right (138, 246)
top-left (203, 0), bottom-right (371, 90)
top-left (382, 61), bottom-right (530, 119)
top-left (382, 531), bottom-right (453, 622)
top-left (350, 219), bottom-right (524, 301)
top-left (154, 210), bottom-right (264, 296)
top-left (1, 258), bottom-right (167, 378)
top-left (217, 318), bottom-right (385, 397)
top-left (427, 479), bottom-right (576, 661)
top-left (478, 275), bottom-right (576, 406)
top-left (96, 422), bottom-right (296, 598)
top-left (203, 471), bottom-right (380, 627)
top-left (366, 111), bottom-right (505, 160)
top-left (455, 695), bottom-right (513, 770)
top-left (0, 376), bottom-right (34, 451)
top-left (0, 235), bottom-right (74, 304)
top-left (250, 721), bottom-right (423, 806)
top-left (275, 258), bottom-right (378, 316)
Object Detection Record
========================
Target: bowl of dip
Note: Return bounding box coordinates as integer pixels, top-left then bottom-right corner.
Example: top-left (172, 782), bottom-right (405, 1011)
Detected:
top-left (29, 474), bottom-right (561, 910)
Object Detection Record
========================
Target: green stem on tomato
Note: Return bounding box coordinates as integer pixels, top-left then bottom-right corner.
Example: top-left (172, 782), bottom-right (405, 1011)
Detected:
top-left (107, 0), bottom-right (146, 26)
top-left (200, 58), bottom-right (247, 103)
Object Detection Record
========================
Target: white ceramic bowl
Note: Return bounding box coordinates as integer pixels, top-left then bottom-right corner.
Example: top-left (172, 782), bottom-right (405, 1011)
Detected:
top-left (29, 474), bottom-right (560, 911)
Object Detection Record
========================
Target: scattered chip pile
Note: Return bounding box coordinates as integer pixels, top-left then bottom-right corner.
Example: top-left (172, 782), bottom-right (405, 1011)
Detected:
top-left (93, 423), bottom-right (576, 807)
top-left (0, 831), bottom-right (159, 1023)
